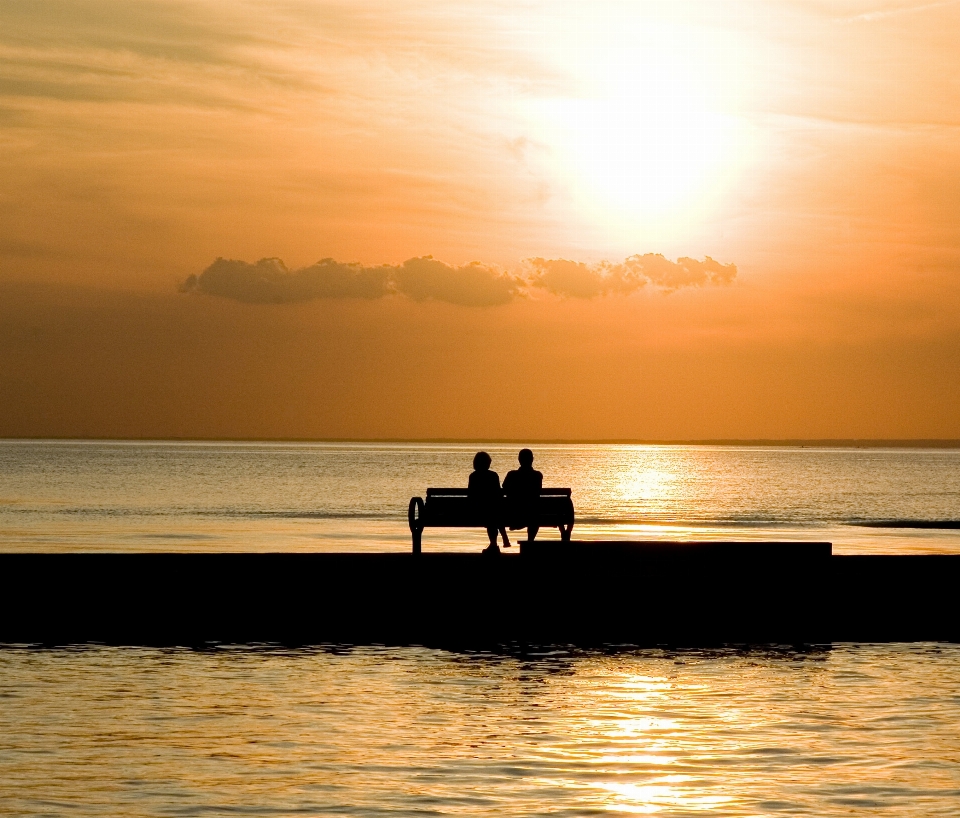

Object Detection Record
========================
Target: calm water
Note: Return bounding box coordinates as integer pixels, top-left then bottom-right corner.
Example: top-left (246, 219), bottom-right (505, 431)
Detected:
top-left (2, 644), bottom-right (960, 816)
top-left (2, 441), bottom-right (960, 814)
top-left (0, 440), bottom-right (958, 553)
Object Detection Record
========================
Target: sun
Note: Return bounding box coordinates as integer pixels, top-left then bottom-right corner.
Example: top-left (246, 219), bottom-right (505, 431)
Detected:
top-left (521, 8), bottom-right (747, 242)
top-left (550, 68), bottom-right (734, 217)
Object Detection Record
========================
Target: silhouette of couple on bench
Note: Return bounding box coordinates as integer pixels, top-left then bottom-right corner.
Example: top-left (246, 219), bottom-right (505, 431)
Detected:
top-left (468, 448), bottom-right (543, 554)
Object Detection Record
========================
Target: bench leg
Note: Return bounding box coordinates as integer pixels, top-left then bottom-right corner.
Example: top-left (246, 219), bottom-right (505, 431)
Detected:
top-left (408, 497), bottom-right (425, 555)
top-left (559, 523), bottom-right (573, 543)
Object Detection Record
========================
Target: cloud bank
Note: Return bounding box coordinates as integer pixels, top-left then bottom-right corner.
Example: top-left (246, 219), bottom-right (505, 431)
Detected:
top-left (182, 253), bottom-right (737, 306)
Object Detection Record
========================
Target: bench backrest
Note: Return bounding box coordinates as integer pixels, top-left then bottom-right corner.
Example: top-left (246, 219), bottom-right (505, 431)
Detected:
top-left (425, 487), bottom-right (571, 497)
top-left (421, 488), bottom-right (573, 527)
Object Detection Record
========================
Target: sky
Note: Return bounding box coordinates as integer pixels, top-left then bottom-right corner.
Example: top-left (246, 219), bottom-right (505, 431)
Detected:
top-left (1, 0), bottom-right (959, 439)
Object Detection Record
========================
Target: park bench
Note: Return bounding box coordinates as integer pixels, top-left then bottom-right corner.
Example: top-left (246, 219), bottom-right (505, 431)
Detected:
top-left (407, 488), bottom-right (575, 553)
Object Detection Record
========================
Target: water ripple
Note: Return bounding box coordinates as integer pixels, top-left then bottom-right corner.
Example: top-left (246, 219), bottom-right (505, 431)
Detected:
top-left (1, 644), bottom-right (959, 816)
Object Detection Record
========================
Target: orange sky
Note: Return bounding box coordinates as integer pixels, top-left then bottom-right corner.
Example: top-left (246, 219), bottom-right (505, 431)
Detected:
top-left (1, 1), bottom-right (959, 439)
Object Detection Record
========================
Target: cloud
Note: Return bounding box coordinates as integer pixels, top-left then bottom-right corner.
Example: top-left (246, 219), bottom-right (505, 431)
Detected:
top-left (182, 252), bottom-right (736, 306)
top-left (529, 254), bottom-right (737, 298)
top-left (0, 1), bottom-right (338, 113)
top-left (394, 256), bottom-right (517, 307)
top-left (527, 258), bottom-right (608, 298)
top-left (180, 257), bottom-right (390, 303)
top-left (638, 254), bottom-right (738, 290)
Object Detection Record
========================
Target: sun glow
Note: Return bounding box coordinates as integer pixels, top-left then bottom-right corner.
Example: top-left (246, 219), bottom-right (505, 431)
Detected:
top-left (523, 9), bottom-right (749, 243)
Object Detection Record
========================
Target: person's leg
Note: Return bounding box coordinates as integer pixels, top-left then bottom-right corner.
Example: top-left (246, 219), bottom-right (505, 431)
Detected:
top-left (483, 527), bottom-right (501, 554)
top-left (500, 526), bottom-right (511, 547)
top-left (528, 525), bottom-right (539, 542)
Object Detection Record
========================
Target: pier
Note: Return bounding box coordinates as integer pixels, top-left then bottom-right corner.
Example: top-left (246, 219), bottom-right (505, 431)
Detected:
top-left (1, 543), bottom-right (958, 646)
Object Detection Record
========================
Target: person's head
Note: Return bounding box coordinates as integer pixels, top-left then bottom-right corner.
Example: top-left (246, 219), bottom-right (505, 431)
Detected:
top-left (473, 451), bottom-right (492, 471)
top-left (518, 448), bottom-right (534, 467)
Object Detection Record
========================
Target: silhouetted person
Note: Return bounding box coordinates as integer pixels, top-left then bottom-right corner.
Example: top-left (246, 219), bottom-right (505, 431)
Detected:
top-left (503, 448), bottom-right (543, 543)
top-left (468, 451), bottom-right (509, 553)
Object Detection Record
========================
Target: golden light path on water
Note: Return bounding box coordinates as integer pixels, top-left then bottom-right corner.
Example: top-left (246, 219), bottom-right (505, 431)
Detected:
top-left (2, 644), bottom-right (960, 815)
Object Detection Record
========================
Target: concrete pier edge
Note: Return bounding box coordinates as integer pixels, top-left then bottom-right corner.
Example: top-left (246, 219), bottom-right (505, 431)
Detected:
top-left (1, 542), bottom-right (957, 646)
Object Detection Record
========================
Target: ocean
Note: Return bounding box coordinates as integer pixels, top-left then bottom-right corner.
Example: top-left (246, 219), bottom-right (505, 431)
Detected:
top-left (1, 440), bottom-right (959, 554)
top-left (2, 644), bottom-right (959, 816)
top-left (1, 440), bottom-right (959, 816)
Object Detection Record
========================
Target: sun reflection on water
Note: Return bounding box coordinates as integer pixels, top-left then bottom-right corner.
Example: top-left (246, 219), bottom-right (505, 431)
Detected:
top-left (580, 675), bottom-right (733, 815)
top-left (599, 779), bottom-right (733, 814)
top-left (529, 670), bottom-right (758, 815)
top-left (615, 468), bottom-right (678, 506)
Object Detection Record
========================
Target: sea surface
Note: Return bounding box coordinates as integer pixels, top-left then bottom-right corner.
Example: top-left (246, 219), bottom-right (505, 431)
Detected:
top-left (2, 441), bottom-right (960, 816)
top-left (2, 644), bottom-right (960, 816)
top-left (0, 439), bottom-right (958, 554)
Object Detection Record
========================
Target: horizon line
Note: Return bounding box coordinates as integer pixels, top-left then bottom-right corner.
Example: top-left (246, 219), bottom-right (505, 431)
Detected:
top-left (3, 436), bottom-right (960, 448)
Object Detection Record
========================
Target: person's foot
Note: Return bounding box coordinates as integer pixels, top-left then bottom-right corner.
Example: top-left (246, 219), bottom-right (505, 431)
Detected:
top-left (502, 539), bottom-right (511, 548)
top-left (482, 543), bottom-right (501, 555)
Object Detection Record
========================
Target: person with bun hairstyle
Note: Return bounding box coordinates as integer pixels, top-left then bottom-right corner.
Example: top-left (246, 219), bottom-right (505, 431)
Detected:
top-left (467, 451), bottom-right (509, 553)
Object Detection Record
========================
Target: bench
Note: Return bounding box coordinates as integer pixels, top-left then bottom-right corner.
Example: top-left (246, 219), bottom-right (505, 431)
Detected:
top-left (407, 488), bottom-right (575, 553)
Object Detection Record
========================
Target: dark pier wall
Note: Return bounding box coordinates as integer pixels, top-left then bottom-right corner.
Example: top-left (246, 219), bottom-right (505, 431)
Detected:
top-left (0, 544), bottom-right (957, 646)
